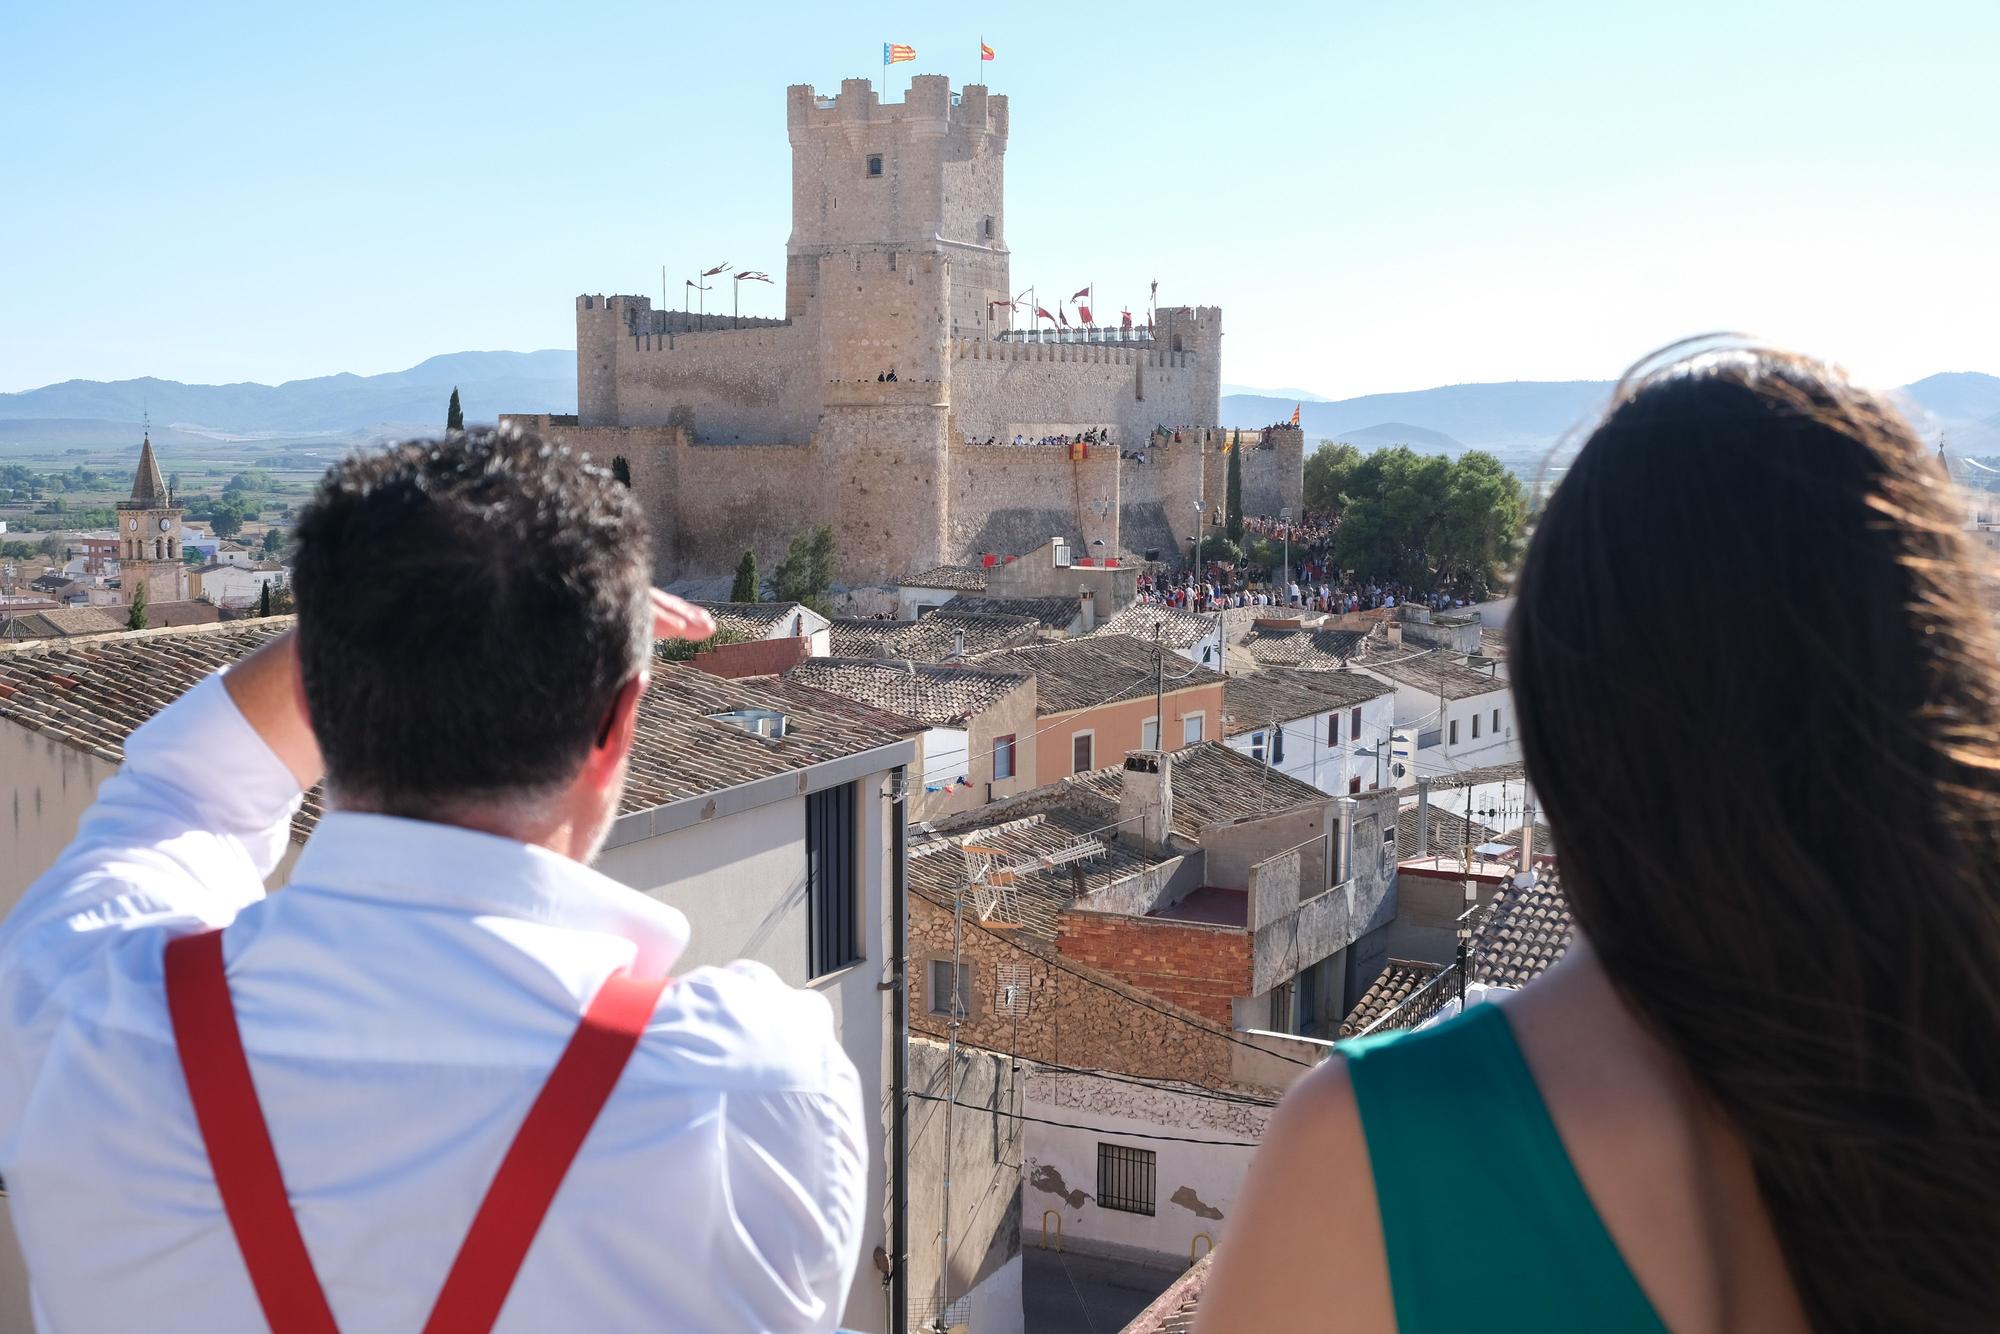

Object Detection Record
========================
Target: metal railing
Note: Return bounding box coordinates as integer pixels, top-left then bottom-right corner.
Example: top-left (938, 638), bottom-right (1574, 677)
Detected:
top-left (995, 325), bottom-right (1155, 345)
top-left (1353, 962), bottom-right (1461, 1038)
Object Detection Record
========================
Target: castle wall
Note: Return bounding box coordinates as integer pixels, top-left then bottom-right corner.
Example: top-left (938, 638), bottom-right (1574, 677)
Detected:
top-left (945, 440), bottom-right (1120, 562)
top-left (579, 295), bottom-right (820, 444)
top-left (948, 340), bottom-right (1213, 446)
top-left (665, 442), bottom-right (822, 581)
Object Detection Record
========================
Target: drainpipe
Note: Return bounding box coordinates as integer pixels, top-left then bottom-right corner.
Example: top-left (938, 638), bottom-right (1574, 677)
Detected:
top-left (889, 769), bottom-right (909, 1334)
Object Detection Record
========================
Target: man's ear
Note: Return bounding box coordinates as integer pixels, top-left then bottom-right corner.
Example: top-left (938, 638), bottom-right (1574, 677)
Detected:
top-left (583, 672), bottom-right (648, 789)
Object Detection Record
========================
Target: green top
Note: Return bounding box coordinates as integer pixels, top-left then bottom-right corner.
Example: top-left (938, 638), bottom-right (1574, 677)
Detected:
top-left (1342, 1001), bottom-right (1668, 1333)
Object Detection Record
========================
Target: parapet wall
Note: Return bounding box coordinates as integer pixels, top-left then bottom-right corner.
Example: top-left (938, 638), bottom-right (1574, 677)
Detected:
top-left (949, 339), bottom-right (1214, 446)
top-left (945, 439), bottom-right (1122, 563)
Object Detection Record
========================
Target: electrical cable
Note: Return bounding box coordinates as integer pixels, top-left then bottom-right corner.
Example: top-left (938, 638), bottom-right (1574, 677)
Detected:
top-left (907, 1093), bottom-right (1263, 1147)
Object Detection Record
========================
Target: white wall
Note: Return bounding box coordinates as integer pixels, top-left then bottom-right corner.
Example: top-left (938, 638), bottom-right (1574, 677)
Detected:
top-left (919, 727), bottom-right (971, 791)
top-left (0, 723), bottom-right (118, 917)
top-left (594, 765), bottom-right (899, 1333)
top-left (897, 584), bottom-right (960, 619)
top-left (1023, 1069), bottom-right (1271, 1267)
top-left (1221, 692), bottom-right (1396, 795)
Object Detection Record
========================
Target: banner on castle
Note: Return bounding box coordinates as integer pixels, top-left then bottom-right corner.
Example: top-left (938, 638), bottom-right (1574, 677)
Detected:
top-left (884, 42), bottom-right (915, 64)
top-left (980, 40), bottom-right (995, 61)
top-left (1291, 403), bottom-right (1301, 426)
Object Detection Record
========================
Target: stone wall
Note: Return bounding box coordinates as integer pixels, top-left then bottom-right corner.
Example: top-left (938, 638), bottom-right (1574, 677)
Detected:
top-left (949, 340), bottom-right (1213, 448)
top-left (911, 893), bottom-right (1234, 1086)
top-left (944, 439), bottom-right (1120, 560)
top-left (1055, 911), bottom-right (1252, 1027)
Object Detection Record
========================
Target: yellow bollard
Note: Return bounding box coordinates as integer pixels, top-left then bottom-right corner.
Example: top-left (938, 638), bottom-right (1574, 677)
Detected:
top-left (1040, 1210), bottom-right (1064, 1253)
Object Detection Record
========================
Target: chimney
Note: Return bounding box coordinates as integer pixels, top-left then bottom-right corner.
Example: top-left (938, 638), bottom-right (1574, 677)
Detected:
top-left (1078, 587), bottom-right (1097, 633)
top-left (951, 627), bottom-right (966, 660)
top-left (1516, 787), bottom-right (1537, 884)
top-left (1415, 776), bottom-right (1431, 856)
top-left (1118, 750), bottom-right (1174, 854)
top-left (1387, 622), bottom-right (1403, 648)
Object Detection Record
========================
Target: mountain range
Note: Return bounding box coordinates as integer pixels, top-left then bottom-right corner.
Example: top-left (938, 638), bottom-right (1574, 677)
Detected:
top-left (4, 353), bottom-right (1996, 461)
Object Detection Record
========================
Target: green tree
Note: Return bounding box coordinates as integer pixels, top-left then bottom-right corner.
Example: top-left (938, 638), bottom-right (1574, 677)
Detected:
top-left (259, 582), bottom-right (272, 618)
top-left (447, 387), bottom-right (464, 433)
top-left (1225, 441), bottom-right (1245, 541)
top-left (182, 547), bottom-right (204, 566)
top-left (209, 508), bottom-right (245, 540)
top-left (730, 549), bottom-right (759, 602)
top-left (1302, 441), bottom-right (1363, 516)
top-left (1329, 446), bottom-right (1523, 593)
top-left (169, 471), bottom-right (182, 496)
top-left (611, 455), bottom-right (632, 487)
top-left (772, 524), bottom-right (837, 614)
top-left (0, 541), bottom-right (33, 560)
top-left (126, 580), bottom-right (148, 632)
top-left (262, 527), bottom-right (285, 555)
top-left (1191, 533), bottom-right (1245, 568)
top-left (223, 470), bottom-right (273, 495)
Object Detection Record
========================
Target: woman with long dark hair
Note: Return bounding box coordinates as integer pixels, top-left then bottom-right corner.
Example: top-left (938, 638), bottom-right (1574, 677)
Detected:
top-left (1198, 341), bottom-right (2000, 1333)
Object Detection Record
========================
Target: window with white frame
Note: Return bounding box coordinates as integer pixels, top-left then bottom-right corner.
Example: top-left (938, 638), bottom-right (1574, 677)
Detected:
top-left (1182, 713), bottom-right (1204, 744)
top-left (1449, 719), bottom-right (1459, 746)
top-left (993, 733), bottom-right (1017, 781)
top-left (1140, 716), bottom-right (1160, 750)
top-left (1071, 731), bottom-right (1094, 773)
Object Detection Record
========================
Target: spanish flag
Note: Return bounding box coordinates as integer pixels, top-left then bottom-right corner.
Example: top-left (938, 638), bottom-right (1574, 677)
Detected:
top-left (884, 42), bottom-right (915, 64)
top-left (1290, 403), bottom-right (1301, 426)
top-left (980, 40), bottom-right (995, 61)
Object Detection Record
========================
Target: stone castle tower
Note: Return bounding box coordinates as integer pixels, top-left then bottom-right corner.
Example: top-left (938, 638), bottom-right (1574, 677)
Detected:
top-left (116, 434), bottom-right (185, 607)
top-left (512, 76), bottom-right (1290, 586)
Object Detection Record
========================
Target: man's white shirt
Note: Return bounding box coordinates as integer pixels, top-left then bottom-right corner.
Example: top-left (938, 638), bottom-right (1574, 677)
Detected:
top-left (0, 672), bottom-right (866, 1332)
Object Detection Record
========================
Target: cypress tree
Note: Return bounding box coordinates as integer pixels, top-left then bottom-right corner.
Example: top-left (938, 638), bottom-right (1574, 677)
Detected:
top-left (259, 582), bottom-right (272, 618)
top-left (126, 580), bottom-right (148, 632)
top-left (731, 549), bottom-right (759, 602)
top-left (447, 387), bottom-right (464, 433)
top-left (1226, 439), bottom-right (1245, 542)
top-left (611, 455), bottom-right (632, 487)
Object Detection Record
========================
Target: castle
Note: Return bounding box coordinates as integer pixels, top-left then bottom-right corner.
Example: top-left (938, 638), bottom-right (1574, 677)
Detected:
top-left (504, 76), bottom-right (1304, 585)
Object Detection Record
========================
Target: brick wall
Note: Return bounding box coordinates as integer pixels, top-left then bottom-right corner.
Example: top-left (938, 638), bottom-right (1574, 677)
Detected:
top-left (1054, 911), bottom-right (1252, 1027)
top-left (910, 892), bottom-right (1233, 1085)
top-left (691, 635), bottom-right (811, 678)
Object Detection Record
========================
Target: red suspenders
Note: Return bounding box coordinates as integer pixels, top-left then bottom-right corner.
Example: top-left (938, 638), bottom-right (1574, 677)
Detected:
top-left (164, 929), bottom-right (669, 1334)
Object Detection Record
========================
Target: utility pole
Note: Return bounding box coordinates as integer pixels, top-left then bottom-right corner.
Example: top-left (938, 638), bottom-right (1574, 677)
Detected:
top-left (1154, 623), bottom-right (1165, 749)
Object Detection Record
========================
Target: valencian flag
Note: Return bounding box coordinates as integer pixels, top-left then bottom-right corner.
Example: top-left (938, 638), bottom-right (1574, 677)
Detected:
top-left (1290, 403), bottom-right (1302, 426)
top-left (884, 42), bottom-right (916, 64)
top-left (980, 40), bottom-right (996, 61)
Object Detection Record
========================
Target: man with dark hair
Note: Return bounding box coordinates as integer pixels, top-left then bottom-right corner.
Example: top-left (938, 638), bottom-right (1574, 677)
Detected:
top-left (0, 430), bottom-right (867, 1331)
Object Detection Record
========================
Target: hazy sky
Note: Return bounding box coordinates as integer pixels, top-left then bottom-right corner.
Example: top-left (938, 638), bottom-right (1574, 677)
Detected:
top-left (4, 0), bottom-right (1995, 398)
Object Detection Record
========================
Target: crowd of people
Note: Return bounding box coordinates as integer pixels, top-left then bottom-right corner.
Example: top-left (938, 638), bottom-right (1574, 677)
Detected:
top-left (1135, 509), bottom-right (1492, 614)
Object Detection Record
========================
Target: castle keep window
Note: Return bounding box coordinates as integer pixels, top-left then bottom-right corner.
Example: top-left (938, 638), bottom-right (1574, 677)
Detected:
top-left (867, 154), bottom-right (883, 177)
top-left (982, 215), bottom-right (994, 238)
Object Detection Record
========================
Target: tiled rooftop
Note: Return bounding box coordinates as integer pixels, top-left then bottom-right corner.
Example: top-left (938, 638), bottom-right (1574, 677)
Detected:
top-left (939, 593), bottom-right (1082, 631)
top-left (899, 563), bottom-right (991, 592)
top-left (0, 606), bottom-right (128, 638)
top-left (1354, 645), bottom-right (1506, 700)
top-left (1340, 959), bottom-right (1445, 1036)
top-left (1240, 625), bottom-right (1367, 670)
top-left (0, 620), bottom-right (910, 845)
top-left (908, 798), bottom-right (1172, 944)
top-left (974, 633), bottom-right (1224, 714)
top-left (1469, 873), bottom-right (1574, 987)
top-left (826, 611), bottom-right (1040, 663)
top-left (1088, 603), bottom-right (1219, 650)
top-left (690, 600), bottom-right (817, 639)
top-left (784, 657), bottom-right (1032, 726)
top-left (1222, 667), bottom-right (1390, 735)
top-left (1394, 803), bottom-right (1498, 860)
top-left (1069, 741), bottom-right (1329, 842)
top-left (1479, 627), bottom-right (1510, 659)
top-left (1426, 759), bottom-right (1529, 790)
top-left (1120, 1252), bottom-right (1212, 1334)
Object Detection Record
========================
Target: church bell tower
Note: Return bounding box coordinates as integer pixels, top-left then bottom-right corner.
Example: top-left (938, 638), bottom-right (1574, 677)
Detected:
top-left (117, 432), bottom-right (185, 607)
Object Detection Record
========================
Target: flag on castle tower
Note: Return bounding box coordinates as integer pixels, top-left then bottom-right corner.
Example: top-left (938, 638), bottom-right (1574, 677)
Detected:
top-left (1034, 306), bottom-right (1055, 324)
top-left (1290, 403), bottom-right (1301, 426)
top-left (1072, 285), bottom-right (1093, 324)
top-left (884, 42), bottom-right (915, 64)
top-left (980, 40), bottom-right (995, 61)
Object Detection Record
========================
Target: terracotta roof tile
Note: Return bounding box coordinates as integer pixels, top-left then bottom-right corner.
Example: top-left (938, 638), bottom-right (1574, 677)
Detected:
top-left (690, 601), bottom-right (818, 639)
top-left (1354, 645), bottom-right (1506, 700)
top-left (974, 634), bottom-right (1223, 714)
top-left (1088, 604), bottom-right (1218, 651)
top-left (1241, 626), bottom-right (1367, 670)
top-left (1340, 959), bottom-right (1444, 1036)
top-left (785, 658), bottom-right (1032, 726)
top-left (826, 611), bottom-right (1040, 663)
top-left (940, 593), bottom-right (1081, 631)
top-left (1469, 872), bottom-right (1574, 987)
top-left (1222, 668), bottom-right (1390, 735)
top-left (1069, 741), bottom-right (1327, 842)
top-left (900, 564), bottom-right (990, 592)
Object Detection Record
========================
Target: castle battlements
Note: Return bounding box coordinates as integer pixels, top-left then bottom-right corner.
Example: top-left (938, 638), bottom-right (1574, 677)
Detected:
top-left (786, 75), bottom-right (1008, 142)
